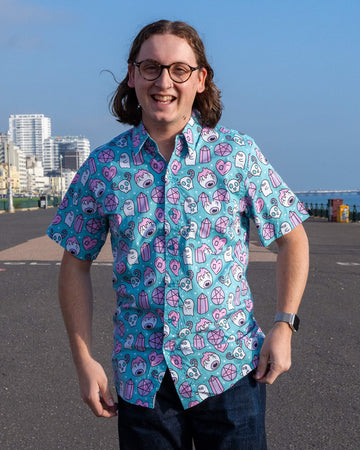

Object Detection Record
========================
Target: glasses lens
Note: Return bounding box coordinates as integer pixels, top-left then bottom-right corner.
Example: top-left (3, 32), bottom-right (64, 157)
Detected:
top-left (139, 60), bottom-right (161, 80)
top-left (169, 63), bottom-right (192, 82)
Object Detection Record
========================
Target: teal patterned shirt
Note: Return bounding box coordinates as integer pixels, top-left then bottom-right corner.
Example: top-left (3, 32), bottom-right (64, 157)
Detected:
top-left (47, 111), bottom-right (308, 409)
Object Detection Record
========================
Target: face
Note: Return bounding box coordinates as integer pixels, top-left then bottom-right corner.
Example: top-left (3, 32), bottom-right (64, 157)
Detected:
top-left (128, 33), bottom-right (207, 137)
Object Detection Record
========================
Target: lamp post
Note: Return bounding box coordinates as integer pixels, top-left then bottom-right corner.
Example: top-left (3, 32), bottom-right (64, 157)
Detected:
top-left (59, 154), bottom-right (64, 199)
top-left (7, 143), bottom-right (15, 213)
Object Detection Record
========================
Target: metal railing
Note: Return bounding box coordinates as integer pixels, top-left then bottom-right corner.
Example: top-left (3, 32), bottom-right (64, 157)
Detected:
top-left (305, 203), bottom-right (360, 222)
top-left (1, 197), bottom-right (359, 222)
top-left (0, 196), bottom-right (60, 211)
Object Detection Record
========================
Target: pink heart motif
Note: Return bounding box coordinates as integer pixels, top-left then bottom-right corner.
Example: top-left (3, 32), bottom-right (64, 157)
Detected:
top-left (183, 128), bottom-right (193, 144)
top-left (155, 257), bottom-right (166, 273)
top-left (169, 311), bottom-right (180, 327)
top-left (148, 351), bottom-right (164, 367)
top-left (132, 133), bottom-right (140, 147)
top-left (171, 160), bottom-right (182, 175)
top-left (170, 208), bottom-right (181, 224)
top-left (214, 342), bottom-right (229, 353)
top-left (170, 354), bottom-right (182, 369)
top-left (170, 259), bottom-right (181, 276)
top-left (212, 236), bottom-right (227, 254)
top-left (82, 236), bottom-right (97, 251)
top-left (114, 341), bottom-right (122, 353)
top-left (245, 298), bottom-right (253, 312)
top-left (102, 165), bottom-right (117, 181)
top-left (115, 261), bottom-right (126, 274)
top-left (212, 308), bottom-right (227, 322)
top-left (210, 258), bottom-right (223, 275)
top-left (155, 207), bottom-right (165, 222)
top-left (72, 173), bottom-right (80, 184)
top-left (150, 158), bottom-right (166, 173)
top-left (216, 160), bottom-right (232, 175)
top-left (52, 214), bottom-right (62, 225)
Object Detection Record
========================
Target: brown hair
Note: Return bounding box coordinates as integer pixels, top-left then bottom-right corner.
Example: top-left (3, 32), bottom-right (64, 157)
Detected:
top-left (110, 20), bottom-right (222, 128)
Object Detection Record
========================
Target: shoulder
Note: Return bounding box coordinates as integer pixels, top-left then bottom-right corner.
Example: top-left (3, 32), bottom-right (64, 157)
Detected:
top-left (90, 127), bottom-right (134, 160)
top-left (199, 122), bottom-right (256, 156)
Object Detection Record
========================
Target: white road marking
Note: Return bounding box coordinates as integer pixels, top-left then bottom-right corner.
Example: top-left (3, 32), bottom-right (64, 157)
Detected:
top-left (1, 261), bottom-right (113, 267)
top-left (336, 262), bottom-right (360, 266)
top-left (4, 262), bottom-right (26, 265)
top-left (29, 262), bottom-right (51, 266)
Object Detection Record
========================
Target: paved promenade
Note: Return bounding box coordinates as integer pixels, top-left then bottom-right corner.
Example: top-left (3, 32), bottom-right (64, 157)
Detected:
top-left (0, 209), bottom-right (359, 449)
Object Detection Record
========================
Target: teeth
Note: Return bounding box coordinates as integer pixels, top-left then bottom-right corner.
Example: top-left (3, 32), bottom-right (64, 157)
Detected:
top-left (153, 95), bottom-right (174, 102)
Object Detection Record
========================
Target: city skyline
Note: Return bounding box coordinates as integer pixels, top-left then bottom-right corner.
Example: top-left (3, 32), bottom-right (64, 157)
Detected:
top-left (1, 0), bottom-right (359, 190)
top-left (0, 113), bottom-right (90, 196)
top-left (3, 113), bottom-right (90, 172)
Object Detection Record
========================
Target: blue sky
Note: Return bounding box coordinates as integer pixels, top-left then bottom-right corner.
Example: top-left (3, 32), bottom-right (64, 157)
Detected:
top-left (1, 0), bottom-right (359, 190)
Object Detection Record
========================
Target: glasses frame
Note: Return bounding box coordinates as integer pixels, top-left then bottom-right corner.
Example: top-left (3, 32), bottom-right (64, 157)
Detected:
top-left (133, 59), bottom-right (200, 83)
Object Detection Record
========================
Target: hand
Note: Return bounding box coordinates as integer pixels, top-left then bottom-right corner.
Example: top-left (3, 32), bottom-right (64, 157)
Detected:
top-left (254, 322), bottom-right (293, 384)
top-left (77, 357), bottom-right (117, 418)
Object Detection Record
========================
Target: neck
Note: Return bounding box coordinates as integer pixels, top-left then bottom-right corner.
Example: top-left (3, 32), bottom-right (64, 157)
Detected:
top-left (155, 135), bottom-right (176, 162)
top-left (144, 124), bottom-right (181, 162)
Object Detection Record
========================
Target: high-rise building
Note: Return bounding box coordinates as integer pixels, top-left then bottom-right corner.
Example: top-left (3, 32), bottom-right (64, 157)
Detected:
top-left (8, 114), bottom-right (51, 162)
top-left (43, 136), bottom-right (90, 174)
top-left (0, 133), bottom-right (26, 193)
top-left (25, 156), bottom-right (48, 193)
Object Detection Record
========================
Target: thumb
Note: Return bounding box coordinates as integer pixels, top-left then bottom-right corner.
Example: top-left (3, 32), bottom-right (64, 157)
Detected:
top-left (99, 378), bottom-right (115, 407)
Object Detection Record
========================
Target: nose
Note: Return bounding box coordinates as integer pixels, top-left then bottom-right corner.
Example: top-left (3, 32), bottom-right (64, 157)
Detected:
top-left (154, 67), bottom-right (173, 88)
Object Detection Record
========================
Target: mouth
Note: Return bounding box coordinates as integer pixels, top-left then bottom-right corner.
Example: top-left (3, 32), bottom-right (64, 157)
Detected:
top-left (152, 95), bottom-right (176, 104)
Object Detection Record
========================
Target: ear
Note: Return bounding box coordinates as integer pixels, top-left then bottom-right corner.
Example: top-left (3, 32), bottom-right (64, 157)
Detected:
top-left (128, 64), bottom-right (136, 88)
top-left (196, 67), bottom-right (207, 94)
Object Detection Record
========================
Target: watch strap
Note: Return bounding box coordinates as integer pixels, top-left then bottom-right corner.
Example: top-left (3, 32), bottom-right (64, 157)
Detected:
top-left (274, 312), bottom-right (300, 332)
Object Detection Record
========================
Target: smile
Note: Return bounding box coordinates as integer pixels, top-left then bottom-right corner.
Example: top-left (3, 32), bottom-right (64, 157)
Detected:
top-left (152, 95), bottom-right (175, 104)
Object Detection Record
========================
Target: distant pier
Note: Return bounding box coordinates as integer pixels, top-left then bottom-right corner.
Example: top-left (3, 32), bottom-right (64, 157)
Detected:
top-left (295, 189), bottom-right (360, 195)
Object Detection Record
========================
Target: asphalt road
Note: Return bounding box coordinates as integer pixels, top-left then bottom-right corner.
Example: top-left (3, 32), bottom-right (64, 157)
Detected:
top-left (0, 208), bottom-right (359, 449)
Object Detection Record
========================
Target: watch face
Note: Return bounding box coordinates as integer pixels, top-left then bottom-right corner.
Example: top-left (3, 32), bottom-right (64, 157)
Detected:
top-left (293, 314), bottom-right (300, 331)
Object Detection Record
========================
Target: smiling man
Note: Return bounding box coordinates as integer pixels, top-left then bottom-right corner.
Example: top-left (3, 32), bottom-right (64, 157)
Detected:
top-left (48, 19), bottom-right (309, 450)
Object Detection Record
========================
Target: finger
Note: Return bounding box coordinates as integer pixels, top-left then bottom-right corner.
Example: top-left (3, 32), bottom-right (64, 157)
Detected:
top-left (254, 353), bottom-right (269, 380)
top-left (100, 396), bottom-right (118, 417)
top-left (258, 366), bottom-right (279, 384)
top-left (84, 392), bottom-right (106, 417)
top-left (99, 380), bottom-right (117, 417)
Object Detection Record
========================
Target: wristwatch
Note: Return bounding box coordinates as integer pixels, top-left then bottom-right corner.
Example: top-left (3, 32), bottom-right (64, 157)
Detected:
top-left (274, 312), bottom-right (300, 332)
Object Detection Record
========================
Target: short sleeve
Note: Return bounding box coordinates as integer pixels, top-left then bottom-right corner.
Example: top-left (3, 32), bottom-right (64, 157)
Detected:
top-left (47, 158), bottom-right (109, 261)
top-left (242, 139), bottom-right (309, 246)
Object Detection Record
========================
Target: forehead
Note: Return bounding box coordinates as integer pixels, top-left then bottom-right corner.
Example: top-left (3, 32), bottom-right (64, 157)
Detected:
top-left (137, 33), bottom-right (197, 64)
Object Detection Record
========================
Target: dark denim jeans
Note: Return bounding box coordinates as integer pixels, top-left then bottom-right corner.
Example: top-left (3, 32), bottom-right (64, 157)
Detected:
top-left (117, 369), bottom-right (267, 450)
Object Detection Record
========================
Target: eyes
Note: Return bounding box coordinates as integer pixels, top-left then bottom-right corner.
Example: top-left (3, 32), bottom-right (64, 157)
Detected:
top-left (135, 59), bottom-right (199, 83)
top-left (142, 61), bottom-right (188, 75)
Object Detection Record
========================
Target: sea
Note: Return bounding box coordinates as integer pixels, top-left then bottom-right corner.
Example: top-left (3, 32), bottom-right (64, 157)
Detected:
top-left (295, 190), bottom-right (360, 208)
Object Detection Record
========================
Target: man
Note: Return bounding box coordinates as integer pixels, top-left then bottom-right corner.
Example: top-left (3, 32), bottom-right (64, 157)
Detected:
top-left (48, 19), bottom-right (309, 450)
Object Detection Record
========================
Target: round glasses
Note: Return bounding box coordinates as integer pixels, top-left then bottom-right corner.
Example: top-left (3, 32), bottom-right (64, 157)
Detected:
top-left (133, 59), bottom-right (200, 83)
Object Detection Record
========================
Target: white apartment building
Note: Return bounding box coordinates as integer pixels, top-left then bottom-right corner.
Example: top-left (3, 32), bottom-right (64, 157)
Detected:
top-left (26, 156), bottom-right (48, 193)
top-left (8, 114), bottom-right (51, 162)
top-left (43, 136), bottom-right (90, 173)
top-left (0, 133), bottom-right (27, 192)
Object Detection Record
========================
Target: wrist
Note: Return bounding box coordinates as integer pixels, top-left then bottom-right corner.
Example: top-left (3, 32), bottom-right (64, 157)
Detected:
top-left (274, 312), bottom-right (300, 332)
top-left (272, 321), bottom-right (293, 333)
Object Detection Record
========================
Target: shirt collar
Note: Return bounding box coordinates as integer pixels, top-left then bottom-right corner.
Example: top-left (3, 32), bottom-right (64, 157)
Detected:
top-left (130, 122), bottom-right (150, 156)
top-left (180, 110), bottom-right (202, 151)
top-left (131, 110), bottom-right (203, 156)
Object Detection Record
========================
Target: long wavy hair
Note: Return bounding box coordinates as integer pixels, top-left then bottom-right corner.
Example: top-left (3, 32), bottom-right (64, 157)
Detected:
top-left (109, 20), bottom-right (222, 128)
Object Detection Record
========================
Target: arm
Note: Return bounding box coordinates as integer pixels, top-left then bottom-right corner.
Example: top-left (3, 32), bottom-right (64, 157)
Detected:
top-left (254, 223), bottom-right (309, 384)
top-left (59, 249), bottom-right (117, 417)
